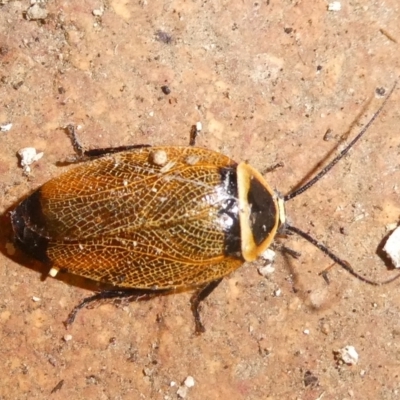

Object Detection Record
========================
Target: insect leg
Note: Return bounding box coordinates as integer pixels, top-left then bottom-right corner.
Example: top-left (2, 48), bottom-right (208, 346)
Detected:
top-left (65, 288), bottom-right (171, 327)
top-left (65, 124), bottom-right (85, 157)
top-left (65, 124), bottom-right (151, 159)
top-left (189, 124), bottom-right (198, 146)
top-left (279, 245), bottom-right (301, 259)
top-left (190, 278), bottom-right (223, 334)
top-left (83, 144), bottom-right (151, 157)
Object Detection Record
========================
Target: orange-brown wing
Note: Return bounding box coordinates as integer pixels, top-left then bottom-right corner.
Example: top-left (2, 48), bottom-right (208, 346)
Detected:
top-left (47, 233), bottom-right (243, 289)
top-left (40, 147), bottom-right (234, 239)
top-left (41, 146), bottom-right (242, 288)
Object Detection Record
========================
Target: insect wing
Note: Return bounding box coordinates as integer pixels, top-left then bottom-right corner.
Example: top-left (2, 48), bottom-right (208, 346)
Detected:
top-left (30, 147), bottom-right (243, 288)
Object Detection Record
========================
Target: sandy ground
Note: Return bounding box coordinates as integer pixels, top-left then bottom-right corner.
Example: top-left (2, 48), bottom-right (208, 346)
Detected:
top-left (1, 1), bottom-right (400, 399)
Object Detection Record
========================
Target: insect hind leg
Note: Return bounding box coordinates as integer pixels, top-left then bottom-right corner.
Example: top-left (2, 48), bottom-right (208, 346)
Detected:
top-left (190, 279), bottom-right (223, 334)
top-left (65, 288), bottom-right (172, 327)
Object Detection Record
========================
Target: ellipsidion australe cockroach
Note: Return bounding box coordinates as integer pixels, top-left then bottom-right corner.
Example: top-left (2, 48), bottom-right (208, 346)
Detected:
top-left (11, 83), bottom-right (399, 333)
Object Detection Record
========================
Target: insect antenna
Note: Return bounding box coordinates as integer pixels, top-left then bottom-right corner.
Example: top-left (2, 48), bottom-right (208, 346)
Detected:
top-left (284, 223), bottom-right (400, 285)
top-left (281, 82), bottom-right (399, 285)
top-left (284, 81), bottom-right (397, 202)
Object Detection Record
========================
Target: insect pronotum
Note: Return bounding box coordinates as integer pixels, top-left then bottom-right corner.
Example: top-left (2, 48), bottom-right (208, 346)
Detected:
top-left (11, 82), bottom-right (399, 333)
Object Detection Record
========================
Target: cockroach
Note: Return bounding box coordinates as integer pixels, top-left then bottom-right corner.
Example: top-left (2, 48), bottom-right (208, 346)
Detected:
top-left (11, 83), bottom-right (398, 333)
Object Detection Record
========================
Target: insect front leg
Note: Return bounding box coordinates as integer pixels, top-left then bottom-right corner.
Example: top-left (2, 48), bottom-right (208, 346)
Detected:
top-left (189, 122), bottom-right (203, 146)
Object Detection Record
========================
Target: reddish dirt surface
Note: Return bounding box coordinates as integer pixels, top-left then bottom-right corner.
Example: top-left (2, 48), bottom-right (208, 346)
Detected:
top-left (1, 1), bottom-right (400, 399)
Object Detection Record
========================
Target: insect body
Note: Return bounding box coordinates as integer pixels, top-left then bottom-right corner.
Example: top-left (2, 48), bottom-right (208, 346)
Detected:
top-left (11, 83), bottom-right (398, 332)
top-left (12, 146), bottom-right (278, 289)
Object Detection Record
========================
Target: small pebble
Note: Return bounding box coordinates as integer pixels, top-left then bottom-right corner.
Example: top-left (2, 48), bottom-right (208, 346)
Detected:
top-left (258, 249), bottom-right (276, 276)
top-left (328, 1), bottom-right (341, 11)
top-left (26, 3), bottom-right (48, 20)
top-left (18, 147), bottom-right (44, 174)
top-left (320, 323), bottom-right (330, 335)
top-left (0, 123), bottom-right (12, 132)
top-left (338, 345), bottom-right (359, 365)
top-left (177, 386), bottom-right (188, 399)
top-left (383, 226), bottom-right (400, 268)
top-left (273, 288), bottom-right (282, 297)
top-left (258, 264), bottom-right (275, 276)
top-left (63, 334), bottom-right (73, 342)
top-left (92, 8), bottom-right (104, 17)
top-left (161, 85), bottom-right (171, 95)
top-left (184, 376), bottom-right (195, 388)
top-left (150, 150), bottom-right (168, 166)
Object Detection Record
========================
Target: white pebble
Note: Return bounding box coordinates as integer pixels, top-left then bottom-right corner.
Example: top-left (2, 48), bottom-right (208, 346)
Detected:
top-left (18, 147), bottom-right (44, 174)
top-left (258, 264), bottom-right (275, 276)
top-left (26, 3), bottom-right (48, 20)
top-left (184, 376), bottom-right (195, 388)
top-left (258, 249), bottom-right (276, 276)
top-left (261, 248), bottom-right (276, 262)
top-left (92, 8), bottom-right (104, 16)
top-left (177, 386), bottom-right (187, 398)
top-left (383, 226), bottom-right (400, 268)
top-left (273, 288), bottom-right (282, 297)
top-left (328, 2), bottom-right (341, 11)
top-left (63, 334), bottom-right (73, 342)
top-left (339, 345), bottom-right (359, 365)
top-left (48, 267), bottom-right (59, 277)
top-left (0, 123), bottom-right (12, 132)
